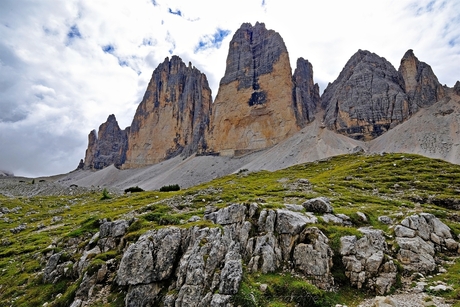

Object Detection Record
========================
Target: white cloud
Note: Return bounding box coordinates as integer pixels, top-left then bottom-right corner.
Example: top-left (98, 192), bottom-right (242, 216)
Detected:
top-left (0, 0), bottom-right (459, 176)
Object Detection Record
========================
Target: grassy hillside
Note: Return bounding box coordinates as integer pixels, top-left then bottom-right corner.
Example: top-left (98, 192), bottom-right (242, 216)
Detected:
top-left (1, 153), bottom-right (459, 306)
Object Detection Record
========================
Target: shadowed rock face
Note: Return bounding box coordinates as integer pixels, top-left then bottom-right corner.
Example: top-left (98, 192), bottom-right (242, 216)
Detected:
top-left (292, 57), bottom-right (321, 127)
top-left (455, 81), bottom-right (460, 96)
top-left (82, 114), bottom-right (128, 169)
top-left (207, 22), bottom-right (299, 155)
top-left (321, 49), bottom-right (446, 141)
top-left (321, 50), bottom-right (410, 141)
top-left (398, 49), bottom-right (445, 112)
top-left (123, 56), bottom-right (212, 168)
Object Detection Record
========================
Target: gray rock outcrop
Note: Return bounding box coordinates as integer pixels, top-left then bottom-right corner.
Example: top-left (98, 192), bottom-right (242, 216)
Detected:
top-left (321, 50), bottom-right (410, 141)
top-left (42, 202), bottom-right (459, 306)
top-left (117, 227), bottom-right (181, 285)
top-left (340, 228), bottom-right (397, 294)
top-left (395, 213), bottom-right (455, 272)
top-left (302, 197), bottom-right (333, 213)
top-left (293, 227), bottom-right (334, 289)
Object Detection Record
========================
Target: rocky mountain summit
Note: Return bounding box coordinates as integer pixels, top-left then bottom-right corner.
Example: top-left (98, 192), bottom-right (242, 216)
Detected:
top-left (398, 49), bottom-right (445, 111)
top-left (82, 115), bottom-right (129, 170)
top-left (321, 49), bottom-right (445, 141)
top-left (79, 21), bottom-right (459, 187)
top-left (206, 22), bottom-right (300, 155)
top-left (321, 50), bottom-right (411, 141)
top-left (123, 55), bottom-right (212, 168)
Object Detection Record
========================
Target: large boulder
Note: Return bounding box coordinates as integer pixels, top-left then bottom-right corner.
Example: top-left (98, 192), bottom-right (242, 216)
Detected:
top-left (302, 197), bottom-right (333, 213)
top-left (396, 236), bottom-right (435, 272)
top-left (275, 209), bottom-right (317, 234)
top-left (395, 213), bottom-right (456, 272)
top-left (205, 203), bottom-right (247, 225)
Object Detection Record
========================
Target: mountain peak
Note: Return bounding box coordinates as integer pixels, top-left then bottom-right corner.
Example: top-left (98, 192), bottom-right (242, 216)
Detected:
top-left (122, 56), bottom-right (212, 168)
top-left (398, 49), bottom-right (444, 110)
top-left (321, 49), bottom-right (409, 141)
top-left (82, 115), bottom-right (128, 169)
top-left (206, 22), bottom-right (299, 155)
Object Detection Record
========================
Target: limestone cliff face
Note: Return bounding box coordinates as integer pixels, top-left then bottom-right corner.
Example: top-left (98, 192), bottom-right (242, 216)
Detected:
top-left (83, 130), bottom-right (97, 169)
top-left (398, 49), bottom-right (445, 112)
top-left (292, 57), bottom-right (321, 127)
top-left (123, 56), bottom-right (212, 168)
top-left (321, 50), bottom-right (410, 141)
top-left (206, 22), bottom-right (299, 155)
top-left (82, 115), bottom-right (128, 169)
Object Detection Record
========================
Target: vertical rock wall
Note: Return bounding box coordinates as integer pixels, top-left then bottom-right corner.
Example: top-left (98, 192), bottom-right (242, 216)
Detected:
top-left (398, 49), bottom-right (445, 112)
top-left (206, 22), bottom-right (300, 155)
top-left (122, 56), bottom-right (212, 168)
top-left (292, 57), bottom-right (321, 127)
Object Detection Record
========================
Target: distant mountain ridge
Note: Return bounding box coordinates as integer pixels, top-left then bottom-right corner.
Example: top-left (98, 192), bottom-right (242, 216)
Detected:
top-left (78, 22), bottom-right (459, 179)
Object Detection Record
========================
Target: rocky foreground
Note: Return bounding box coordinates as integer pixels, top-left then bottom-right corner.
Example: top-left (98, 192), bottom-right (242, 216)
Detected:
top-left (39, 199), bottom-right (458, 306)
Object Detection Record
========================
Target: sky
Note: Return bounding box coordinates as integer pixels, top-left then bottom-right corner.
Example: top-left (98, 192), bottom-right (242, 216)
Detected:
top-left (1, 0), bottom-right (459, 177)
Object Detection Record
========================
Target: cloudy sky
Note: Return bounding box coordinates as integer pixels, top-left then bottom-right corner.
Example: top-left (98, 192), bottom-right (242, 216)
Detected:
top-left (1, 0), bottom-right (459, 177)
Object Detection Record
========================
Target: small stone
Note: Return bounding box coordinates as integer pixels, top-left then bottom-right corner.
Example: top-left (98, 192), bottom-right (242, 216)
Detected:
top-left (445, 238), bottom-right (458, 251)
top-left (414, 281), bottom-right (428, 293)
top-left (378, 216), bottom-right (393, 224)
top-left (284, 204), bottom-right (304, 212)
top-left (428, 284), bottom-right (452, 292)
top-left (373, 296), bottom-right (398, 307)
top-left (187, 216), bottom-right (201, 222)
top-left (259, 283), bottom-right (268, 292)
top-left (394, 225), bottom-right (416, 238)
top-left (302, 197), bottom-right (333, 213)
top-left (356, 212), bottom-right (367, 222)
top-left (322, 213), bottom-right (344, 224)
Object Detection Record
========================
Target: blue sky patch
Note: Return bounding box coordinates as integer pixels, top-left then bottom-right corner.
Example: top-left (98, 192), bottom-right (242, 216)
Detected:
top-left (67, 25), bottom-right (82, 40)
top-left (151, 0), bottom-right (158, 6)
top-left (142, 38), bottom-right (155, 46)
top-left (415, 0), bottom-right (439, 15)
top-left (194, 28), bottom-right (231, 53)
top-left (118, 59), bottom-right (129, 67)
top-left (102, 45), bottom-right (115, 53)
top-left (168, 8), bottom-right (182, 16)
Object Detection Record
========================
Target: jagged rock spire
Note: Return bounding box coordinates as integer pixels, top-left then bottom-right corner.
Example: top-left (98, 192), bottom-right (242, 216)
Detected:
top-left (206, 22), bottom-right (299, 155)
top-left (123, 55), bottom-right (212, 168)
